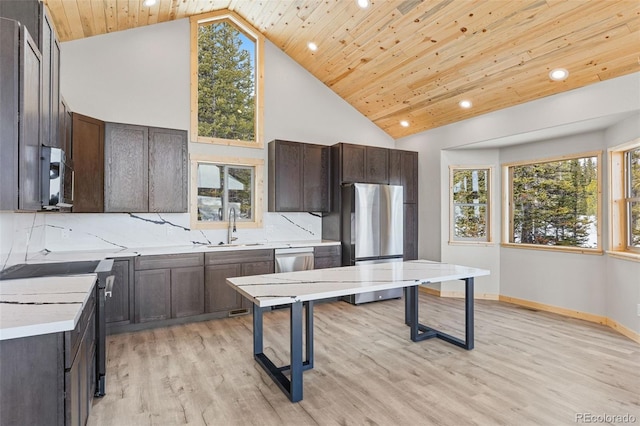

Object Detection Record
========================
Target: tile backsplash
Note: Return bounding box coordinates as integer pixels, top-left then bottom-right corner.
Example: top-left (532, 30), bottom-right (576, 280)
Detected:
top-left (0, 211), bottom-right (322, 267)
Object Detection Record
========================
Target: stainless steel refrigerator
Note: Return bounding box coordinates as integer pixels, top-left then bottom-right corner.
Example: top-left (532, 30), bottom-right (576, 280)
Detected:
top-left (341, 183), bottom-right (404, 304)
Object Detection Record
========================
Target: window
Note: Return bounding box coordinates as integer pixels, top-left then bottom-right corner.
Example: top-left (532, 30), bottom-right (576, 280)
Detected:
top-left (609, 139), bottom-right (640, 258)
top-left (190, 11), bottom-right (264, 148)
top-left (450, 167), bottom-right (491, 243)
top-left (503, 151), bottom-right (601, 252)
top-left (190, 155), bottom-right (264, 229)
top-left (625, 147), bottom-right (640, 250)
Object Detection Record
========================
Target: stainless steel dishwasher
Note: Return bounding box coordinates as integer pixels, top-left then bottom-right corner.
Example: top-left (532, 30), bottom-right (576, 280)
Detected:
top-left (274, 247), bottom-right (314, 273)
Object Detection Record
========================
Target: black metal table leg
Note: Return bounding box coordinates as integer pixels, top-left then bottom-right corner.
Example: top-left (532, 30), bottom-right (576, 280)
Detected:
top-left (252, 301), bottom-right (314, 403)
top-left (405, 278), bottom-right (475, 350)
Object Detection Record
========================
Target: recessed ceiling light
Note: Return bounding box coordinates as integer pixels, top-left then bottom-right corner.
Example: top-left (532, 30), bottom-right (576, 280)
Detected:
top-left (400, 120), bottom-right (409, 127)
top-left (357, 0), bottom-right (370, 8)
top-left (549, 68), bottom-right (569, 81)
top-left (307, 42), bottom-right (318, 52)
top-left (459, 100), bottom-right (472, 109)
top-left (143, 0), bottom-right (156, 6)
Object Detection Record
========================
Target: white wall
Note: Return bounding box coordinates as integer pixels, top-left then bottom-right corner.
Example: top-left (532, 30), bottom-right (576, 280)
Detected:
top-left (604, 114), bottom-right (640, 333)
top-left (10, 16), bottom-right (393, 256)
top-left (397, 73), bottom-right (640, 334)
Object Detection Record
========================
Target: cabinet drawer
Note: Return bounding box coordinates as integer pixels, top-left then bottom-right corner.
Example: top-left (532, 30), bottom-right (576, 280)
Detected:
top-left (314, 245), bottom-right (341, 257)
top-left (135, 253), bottom-right (204, 270)
top-left (205, 249), bottom-right (274, 266)
top-left (65, 289), bottom-right (95, 370)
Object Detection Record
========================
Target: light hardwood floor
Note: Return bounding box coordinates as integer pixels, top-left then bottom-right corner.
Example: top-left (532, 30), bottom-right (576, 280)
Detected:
top-left (89, 294), bottom-right (640, 426)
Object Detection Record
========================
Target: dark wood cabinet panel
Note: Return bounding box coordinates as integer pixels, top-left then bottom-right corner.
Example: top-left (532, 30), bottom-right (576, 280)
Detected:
top-left (105, 259), bottom-right (131, 325)
top-left (171, 266), bottom-right (205, 318)
top-left (268, 139), bottom-right (330, 212)
top-left (49, 36), bottom-right (61, 148)
top-left (0, 1), bottom-right (42, 50)
top-left (135, 269), bottom-right (171, 323)
top-left (205, 263), bottom-right (243, 313)
top-left (365, 146), bottom-right (389, 184)
top-left (40, 8), bottom-right (51, 147)
top-left (268, 140), bottom-right (303, 211)
top-left (135, 253), bottom-right (203, 271)
top-left (313, 255), bottom-right (341, 269)
top-left (19, 25), bottom-right (42, 210)
top-left (72, 113), bottom-right (104, 212)
top-left (0, 18), bottom-right (20, 211)
top-left (389, 150), bottom-right (418, 203)
top-left (104, 123), bottom-right (149, 212)
top-left (404, 203), bottom-right (418, 261)
top-left (205, 249), bottom-right (273, 266)
top-left (303, 143), bottom-right (330, 211)
top-left (341, 143), bottom-right (366, 183)
top-left (148, 127), bottom-right (188, 213)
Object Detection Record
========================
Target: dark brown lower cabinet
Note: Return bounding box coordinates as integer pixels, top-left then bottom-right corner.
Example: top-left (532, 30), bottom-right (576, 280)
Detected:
top-left (204, 250), bottom-right (274, 314)
top-left (313, 245), bottom-right (341, 269)
top-left (105, 258), bottom-right (132, 327)
top-left (0, 287), bottom-right (96, 426)
top-left (171, 266), bottom-right (205, 318)
top-left (135, 268), bottom-right (171, 323)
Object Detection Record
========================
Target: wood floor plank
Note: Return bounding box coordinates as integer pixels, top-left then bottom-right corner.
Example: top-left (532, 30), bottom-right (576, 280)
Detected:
top-left (89, 294), bottom-right (640, 426)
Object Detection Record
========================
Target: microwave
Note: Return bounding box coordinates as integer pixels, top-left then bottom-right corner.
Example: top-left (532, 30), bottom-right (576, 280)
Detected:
top-left (41, 147), bottom-right (73, 209)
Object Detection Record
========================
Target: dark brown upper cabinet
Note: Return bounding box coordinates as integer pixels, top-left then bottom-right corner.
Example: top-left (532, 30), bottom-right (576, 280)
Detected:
top-left (338, 143), bottom-right (389, 184)
top-left (268, 139), bottom-right (330, 212)
top-left (389, 149), bottom-right (418, 204)
top-left (72, 113), bottom-right (105, 213)
top-left (104, 123), bottom-right (187, 213)
top-left (1, 22), bottom-right (43, 211)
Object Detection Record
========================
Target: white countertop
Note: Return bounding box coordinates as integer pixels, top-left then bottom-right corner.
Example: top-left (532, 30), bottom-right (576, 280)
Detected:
top-left (24, 240), bottom-right (340, 263)
top-left (227, 260), bottom-right (490, 307)
top-left (0, 274), bottom-right (97, 341)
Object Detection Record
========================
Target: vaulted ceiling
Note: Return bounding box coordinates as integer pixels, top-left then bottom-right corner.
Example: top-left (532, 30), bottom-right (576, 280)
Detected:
top-left (43, 0), bottom-right (640, 139)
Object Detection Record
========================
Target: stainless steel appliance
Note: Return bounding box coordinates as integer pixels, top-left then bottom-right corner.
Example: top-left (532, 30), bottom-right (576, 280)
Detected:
top-left (275, 247), bottom-right (315, 273)
top-left (40, 147), bottom-right (73, 209)
top-left (341, 183), bottom-right (404, 304)
top-left (0, 259), bottom-right (114, 396)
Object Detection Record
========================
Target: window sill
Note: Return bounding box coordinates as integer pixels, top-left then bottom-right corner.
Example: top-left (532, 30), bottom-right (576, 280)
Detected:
top-left (606, 251), bottom-right (640, 262)
top-left (448, 241), bottom-right (495, 247)
top-left (500, 242), bottom-right (603, 255)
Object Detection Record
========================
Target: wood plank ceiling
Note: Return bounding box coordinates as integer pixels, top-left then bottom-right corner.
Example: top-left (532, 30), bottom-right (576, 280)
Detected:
top-left (43, 0), bottom-right (640, 139)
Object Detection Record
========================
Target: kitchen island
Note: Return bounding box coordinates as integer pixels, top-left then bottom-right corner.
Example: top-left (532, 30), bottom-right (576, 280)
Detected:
top-left (0, 274), bottom-right (98, 425)
top-left (227, 260), bottom-right (490, 402)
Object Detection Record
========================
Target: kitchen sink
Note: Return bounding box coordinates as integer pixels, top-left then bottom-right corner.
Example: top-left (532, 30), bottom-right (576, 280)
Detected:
top-left (208, 243), bottom-right (264, 248)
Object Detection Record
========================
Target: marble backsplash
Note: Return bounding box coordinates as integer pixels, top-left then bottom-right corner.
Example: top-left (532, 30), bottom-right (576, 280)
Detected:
top-left (0, 211), bottom-right (322, 269)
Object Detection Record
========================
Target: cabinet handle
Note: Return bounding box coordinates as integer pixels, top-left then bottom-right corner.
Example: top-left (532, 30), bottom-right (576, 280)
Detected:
top-left (105, 275), bottom-right (115, 298)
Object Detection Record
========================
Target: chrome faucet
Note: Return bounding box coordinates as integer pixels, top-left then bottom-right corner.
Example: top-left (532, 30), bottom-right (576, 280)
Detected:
top-left (227, 207), bottom-right (238, 244)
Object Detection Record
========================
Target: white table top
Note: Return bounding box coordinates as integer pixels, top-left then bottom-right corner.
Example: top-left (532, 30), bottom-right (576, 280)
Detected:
top-left (227, 260), bottom-right (490, 307)
top-left (0, 274), bottom-right (97, 341)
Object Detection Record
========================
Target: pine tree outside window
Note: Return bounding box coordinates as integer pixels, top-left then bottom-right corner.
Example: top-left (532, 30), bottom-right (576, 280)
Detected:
top-left (503, 152), bottom-right (602, 253)
top-left (190, 11), bottom-right (264, 148)
top-left (450, 167), bottom-right (491, 243)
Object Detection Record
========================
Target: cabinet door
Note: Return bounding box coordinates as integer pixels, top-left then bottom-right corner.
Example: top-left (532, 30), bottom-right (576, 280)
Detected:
top-left (171, 266), bottom-right (204, 318)
top-left (0, 0), bottom-right (42, 50)
top-left (313, 255), bottom-right (341, 269)
top-left (104, 123), bottom-right (148, 212)
top-left (404, 203), bottom-right (418, 261)
top-left (388, 150), bottom-right (402, 185)
top-left (204, 263), bottom-right (243, 313)
top-left (134, 269), bottom-right (171, 323)
top-left (148, 127), bottom-right (187, 212)
top-left (268, 140), bottom-right (303, 211)
top-left (19, 26), bottom-right (42, 210)
top-left (341, 143), bottom-right (366, 183)
top-left (402, 151), bottom-right (418, 204)
top-left (49, 36), bottom-right (60, 149)
top-left (40, 9), bottom-right (51, 147)
top-left (0, 19), bottom-right (19, 211)
top-left (72, 113), bottom-right (104, 212)
top-left (105, 260), bottom-right (130, 324)
top-left (365, 146), bottom-right (389, 184)
top-left (303, 144), bottom-right (330, 212)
